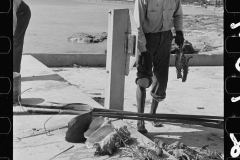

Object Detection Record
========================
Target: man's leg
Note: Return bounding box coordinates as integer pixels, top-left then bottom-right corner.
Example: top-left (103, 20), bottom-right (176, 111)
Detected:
top-left (150, 98), bottom-right (159, 114)
top-left (136, 85), bottom-right (148, 134)
top-left (150, 97), bottom-right (163, 127)
top-left (150, 31), bottom-right (173, 127)
top-left (150, 96), bottom-right (165, 127)
top-left (135, 51), bottom-right (153, 134)
top-left (13, 1), bottom-right (31, 73)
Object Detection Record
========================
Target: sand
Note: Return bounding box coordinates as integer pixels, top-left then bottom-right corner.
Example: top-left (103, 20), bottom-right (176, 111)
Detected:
top-left (53, 66), bottom-right (224, 153)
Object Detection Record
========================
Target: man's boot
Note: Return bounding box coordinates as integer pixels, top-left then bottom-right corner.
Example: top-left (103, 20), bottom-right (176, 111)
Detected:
top-left (136, 85), bottom-right (148, 134)
top-left (150, 98), bottom-right (163, 127)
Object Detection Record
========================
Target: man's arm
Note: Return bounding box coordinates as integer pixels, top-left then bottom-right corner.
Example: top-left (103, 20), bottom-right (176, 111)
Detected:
top-left (173, 0), bottom-right (184, 47)
top-left (173, 0), bottom-right (183, 32)
top-left (133, 0), bottom-right (147, 53)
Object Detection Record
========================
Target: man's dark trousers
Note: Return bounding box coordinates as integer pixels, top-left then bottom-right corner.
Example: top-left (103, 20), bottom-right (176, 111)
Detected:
top-left (136, 30), bottom-right (173, 101)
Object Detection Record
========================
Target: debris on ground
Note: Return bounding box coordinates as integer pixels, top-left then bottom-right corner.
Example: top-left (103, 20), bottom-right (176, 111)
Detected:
top-left (68, 32), bottom-right (107, 43)
top-left (154, 139), bottom-right (223, 160)
top-left (73, 64), bottom-right (80, 68)
top-left (84, 116), bottom-right (109, 139)
top-left (93, 126), bottom-right (133, 156)
top-left (85, 122), bottom-right (115, 148)
top-left (52, 68), bottom-right (66, 72)
top-left (64, 115), bottom-right (224, 159)
top-left (125, 145), bottom-right (165, 160)
top-left (84, 117), bottom-right (134, 156)
top-left (84, 116), bottom-right (224, 159)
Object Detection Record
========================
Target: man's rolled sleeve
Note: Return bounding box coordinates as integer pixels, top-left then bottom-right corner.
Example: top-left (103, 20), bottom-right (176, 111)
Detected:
top-left (134, 0), bottom-right (147, 53)
top-left (173, 0), bottom-right (183, 31)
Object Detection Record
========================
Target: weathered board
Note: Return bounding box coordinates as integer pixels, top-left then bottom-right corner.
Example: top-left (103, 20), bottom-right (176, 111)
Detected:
top-left (105, 9), bottom-right (139, 110)
top-left (14, 55), bottom-right (102, 109)
top-left (105, 9), bottom-right (129, 111)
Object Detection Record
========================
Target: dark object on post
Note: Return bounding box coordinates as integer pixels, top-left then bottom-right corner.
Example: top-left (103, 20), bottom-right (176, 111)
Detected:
top-left (65, 111), bottom-right (92, 143)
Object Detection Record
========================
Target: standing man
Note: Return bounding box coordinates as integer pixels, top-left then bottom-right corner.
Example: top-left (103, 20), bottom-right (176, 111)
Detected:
top-left (13, 0), bottom-right (31, 73)
top-left (133, 0), bottom-right (184, 134)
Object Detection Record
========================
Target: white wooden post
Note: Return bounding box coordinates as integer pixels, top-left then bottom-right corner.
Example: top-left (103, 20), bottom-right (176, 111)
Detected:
top-left (105, 9), bottom-right (129, 110)
top-left (105, 9), bottom-right (138, 110)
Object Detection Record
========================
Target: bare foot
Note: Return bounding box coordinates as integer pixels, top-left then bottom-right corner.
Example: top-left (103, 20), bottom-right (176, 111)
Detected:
top-left (137, 120), bottom-right (148, 134)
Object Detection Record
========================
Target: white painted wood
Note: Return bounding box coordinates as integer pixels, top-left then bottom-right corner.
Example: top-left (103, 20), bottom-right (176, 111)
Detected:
top-left (105, 9), bottom-right (129, 110)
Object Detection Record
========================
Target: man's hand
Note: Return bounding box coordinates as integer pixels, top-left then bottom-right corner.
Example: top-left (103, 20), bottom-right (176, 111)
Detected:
top-left (175, 31), bottom-right (184, 47)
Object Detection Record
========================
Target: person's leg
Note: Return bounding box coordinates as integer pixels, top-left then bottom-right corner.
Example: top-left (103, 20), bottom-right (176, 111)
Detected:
top-left (150, 31), bottom-right (173, 127)
top-left (135, 52), bottom-right (153, 134)
top-left (135, 33), bottom-right (157, 134)
top-left (136, 85), bottom-right (148, 134)
top-left (13, 1), bottom-right (31, 73)
top-left (150, 98), bottom-right (159, 114)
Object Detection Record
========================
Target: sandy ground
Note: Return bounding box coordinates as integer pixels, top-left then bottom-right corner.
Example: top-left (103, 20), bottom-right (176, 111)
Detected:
top-left (23, 0), bottom-right (223, 54)
top-left (52, 66), bottom-right (224, 153)
top-left (53, 66), bottom-right (223, 116)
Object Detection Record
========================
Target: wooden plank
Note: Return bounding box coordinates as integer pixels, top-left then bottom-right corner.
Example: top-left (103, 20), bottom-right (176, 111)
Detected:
top-left (14, 55), bottom-right (102, 109)
top-left (104, 9), bottom-right (129, 110)
top-left (13, 55), bottom-right (105, 159)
